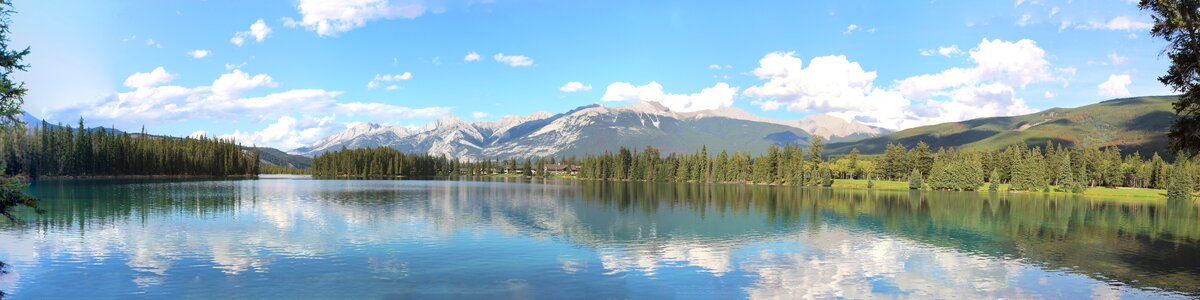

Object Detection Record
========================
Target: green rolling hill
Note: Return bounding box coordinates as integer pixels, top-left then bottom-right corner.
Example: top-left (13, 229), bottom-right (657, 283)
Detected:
top-left (250, 146), bottom-right (313, 169)
top-left (828, 96), bottom-right (1178, 155)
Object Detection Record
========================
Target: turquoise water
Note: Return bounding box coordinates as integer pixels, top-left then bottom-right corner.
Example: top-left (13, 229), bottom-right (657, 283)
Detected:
top-left (1, 175), bottom-right (1198, 299)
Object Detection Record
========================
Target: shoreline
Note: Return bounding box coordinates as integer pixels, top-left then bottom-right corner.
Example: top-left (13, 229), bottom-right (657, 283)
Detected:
top-left (488, 176), bottom-right (1178, 201)
top-left (55, 172), bottom-right (1180, 201)
top-left (27, 174), bottom-right (258, 181)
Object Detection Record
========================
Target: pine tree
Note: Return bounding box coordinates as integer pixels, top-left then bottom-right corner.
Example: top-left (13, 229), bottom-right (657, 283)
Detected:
top-left (882, 143), bottom-right (909, 180)
top-left (1071, 161), bottom-right (1089, 193)
top-left (847, 148), bottom-right (860, 179)
top-left (909, 168), bottom-right (922, 190)
top-left (909, 141), bottom-right (935, 176)
top-left (521, 158), bottom-right (531, 177)
top-left (1055, 153), bottom-right (1073, 192)
top-left (1168, 157), bottom-right (1195, 202)
top-left (988, 169), bottom-right (1000, 192)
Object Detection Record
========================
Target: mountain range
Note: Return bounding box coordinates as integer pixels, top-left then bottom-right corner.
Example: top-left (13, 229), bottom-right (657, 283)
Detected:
top-left (291, 96), bottom-right (1180, 160)
top-left (18, 95), bottom-right (1182, 165)
top-left (289, 101), bottom-right (890, 160)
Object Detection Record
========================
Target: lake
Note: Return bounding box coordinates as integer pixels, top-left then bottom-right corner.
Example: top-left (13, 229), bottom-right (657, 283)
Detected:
top-left (1, 175), bottom-right (1198, 299)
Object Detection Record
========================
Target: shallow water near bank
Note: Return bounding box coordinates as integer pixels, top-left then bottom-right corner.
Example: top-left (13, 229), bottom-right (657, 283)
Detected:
top-left (1, 175), bottom-right (1197, 298)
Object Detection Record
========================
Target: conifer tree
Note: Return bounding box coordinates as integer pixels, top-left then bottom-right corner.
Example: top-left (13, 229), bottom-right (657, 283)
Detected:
top-left (909, 168), bottom-right (922, 190)
top-left (988, 169), bottom-right (1000, 192)
top-left (1071, 162), bottom-right (1089, 193)
top-left (909, 142), bottom-right (935, 176)
top-left (1168, 156), bottom-right (1195, 202)
top-left (847, 148), bottom-right (860, 179)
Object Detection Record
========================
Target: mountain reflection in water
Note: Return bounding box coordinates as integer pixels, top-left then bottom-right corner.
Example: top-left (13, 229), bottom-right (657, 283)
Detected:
top-left (0, 176), bottom-right (1195, 298)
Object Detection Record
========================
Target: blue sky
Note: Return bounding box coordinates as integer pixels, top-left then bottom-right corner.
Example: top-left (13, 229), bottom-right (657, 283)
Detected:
top-left (12, 0), bottom-right (1170, 150)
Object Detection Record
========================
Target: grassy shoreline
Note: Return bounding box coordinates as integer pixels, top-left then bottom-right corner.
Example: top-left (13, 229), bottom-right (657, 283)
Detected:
top-left (25, 174), bottom-right (258, 181)
top-left (832, 179), bottom-right (1169, 200)
top-left (246, 172), bottom-right (1179, 200)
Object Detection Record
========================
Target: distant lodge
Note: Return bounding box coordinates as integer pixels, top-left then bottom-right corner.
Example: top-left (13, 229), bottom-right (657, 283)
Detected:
top-left (501, 164), bottom-right (579, 175)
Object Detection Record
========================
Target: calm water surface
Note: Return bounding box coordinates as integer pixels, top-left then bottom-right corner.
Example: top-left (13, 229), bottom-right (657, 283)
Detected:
top-left (1, 175), bottom-right (1199, 299)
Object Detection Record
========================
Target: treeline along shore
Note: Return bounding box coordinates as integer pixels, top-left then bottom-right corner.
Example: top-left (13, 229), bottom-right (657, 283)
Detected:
top-left (307, 137), bottom-right (1198, 199)
top-left (0, 119), bottom-right (259, 178)
top-left (1, 118), bottom-right (1194, 200)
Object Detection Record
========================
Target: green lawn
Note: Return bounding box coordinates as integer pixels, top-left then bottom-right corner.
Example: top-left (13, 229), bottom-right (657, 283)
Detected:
top-left (832, 179), bottom-right (1170, 200)
top-left (832, 179), bottom-right (910, 190)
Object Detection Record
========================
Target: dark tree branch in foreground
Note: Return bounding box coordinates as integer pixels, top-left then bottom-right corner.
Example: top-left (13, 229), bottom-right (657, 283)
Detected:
top-left (1141, 0), bottom-right (1200, 153)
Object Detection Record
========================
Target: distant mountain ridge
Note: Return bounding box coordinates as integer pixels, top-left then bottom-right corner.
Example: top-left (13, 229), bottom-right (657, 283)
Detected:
top-left (297, 96), bottom-right (1180, 160)
top-left (828, 96), bottom-right (1178, 155)
top-left (291, 102), bottom-right (889, 159)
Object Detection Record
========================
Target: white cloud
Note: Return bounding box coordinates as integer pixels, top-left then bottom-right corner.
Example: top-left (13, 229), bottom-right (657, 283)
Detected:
top-left (54, 68), bottom-right (452, 150)
top-left (283, 0), bottom-right (428, 36)
top-left (471, 111), bottom-right (488, 119)
top-left (385, 85), bottom-right (401, 91)
top-left (56, 68), bottom-right (448, 129)
top-left (333, 101), bottom-right (450, 120)
top-left (1049, 7), bottom-right (1060, 17)
top-left (1109, 52), bottom-right (1129, 65)
top-left (220, 115), bottom-right (341, 150)
top-left (1017, 14), bottom-right (1033, 27)
top-left (1098, 73), bottom-right (1132, 97)
top-left (922, 45), bottom-right (962, 57)
top-left (464, 52), bottom-right (481, 62)
top-left (231, 19), bottom-right (273, 46)
top-left (123, 67), bottom-right (176, 89)
top-left (1044, 91), bottom-right (1055, 98)
top-left (145, 38), bottom-right (163, 48)
top-left (601, 81), bottom-right (737, 112)
top-left (939, 45), bottom-right (961, 57)
top-left (707, 64), bottom-right (722, 70)
top-left (367, 72), bottom-right (413, 89)
top-left (602, 82), bottom-right (664, 102)
top-left (189, 130), bottom-right (207, 139)
top-left (1014, 0), bottom-right (1025, 7)
top-left (743, 52), bottom-right (914, 128)
top-left (898, 38), bottom-right (1052, 100)
top-left (745, 39), bottom-right (1049, 129)
top-left (844, 24), bottom-right (860, 35)
top-left (843, 24), bottom-right (874, 35)
top-left (935, 83), bottom-right (1034, 123)
top-left (187, 49), bottom-right (210, 59)
top-left (493, 53), bottom-right (533, 67)
top-left (1080, 16), bottom-right (1152, 31)
top-left (225, 62), bottom-right (248, 71)
top-left (559, 81), bottom-right (592, 92)
top-left (212, 70), bottom-right (277, 98)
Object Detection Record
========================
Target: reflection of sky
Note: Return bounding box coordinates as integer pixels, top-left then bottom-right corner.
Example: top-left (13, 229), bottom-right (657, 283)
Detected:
top-left (0, 178), bottom-right (1190, 298)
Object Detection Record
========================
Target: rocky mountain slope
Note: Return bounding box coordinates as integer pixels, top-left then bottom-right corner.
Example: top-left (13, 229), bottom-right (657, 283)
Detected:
top-left (291, 102), bottom-right (885, 159)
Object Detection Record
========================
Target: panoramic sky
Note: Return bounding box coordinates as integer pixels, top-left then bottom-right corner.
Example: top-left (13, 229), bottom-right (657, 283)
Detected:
top-left (13, 0), bottom-right (1169, 150)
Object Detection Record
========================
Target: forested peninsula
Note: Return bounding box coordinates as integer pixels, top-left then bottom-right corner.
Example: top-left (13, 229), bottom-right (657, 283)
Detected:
top-left (0, 119), bottom-right (259, 178)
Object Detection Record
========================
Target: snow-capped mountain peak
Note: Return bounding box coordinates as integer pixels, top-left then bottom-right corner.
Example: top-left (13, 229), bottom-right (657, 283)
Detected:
top-left (289, 102), bottom-right (889, 159)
